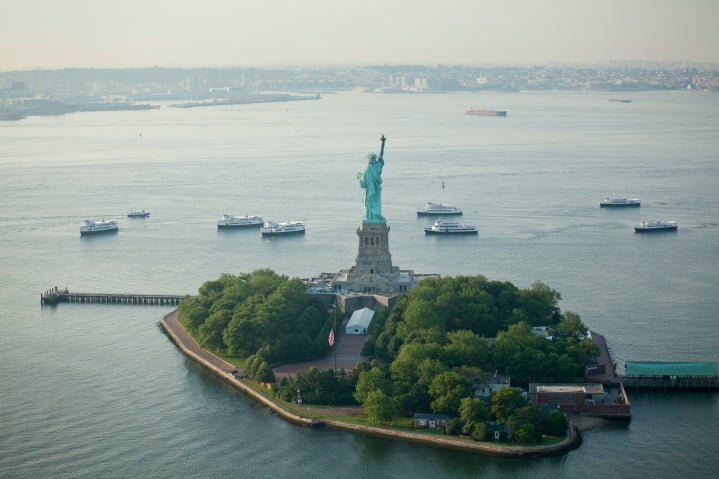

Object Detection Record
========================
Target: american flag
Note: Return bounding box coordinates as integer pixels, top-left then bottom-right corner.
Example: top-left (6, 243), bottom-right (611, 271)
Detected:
top-left (328, 327), bottom-right (335, 347)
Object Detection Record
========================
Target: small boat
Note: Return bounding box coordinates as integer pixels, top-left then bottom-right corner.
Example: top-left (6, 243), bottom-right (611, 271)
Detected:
top-left (466, 108), bottom-right (507, 117)
top-left (128, 209), bottom-right (150, 217)
top-left (424, 218), bottom-right (477, 235)
top-left (261, 220), bottom-right (306, 236)
top-left (217, 214), bottom-right (263, 229)
top-left (417, 201), bottom-right (463, 216)
top-left (634, 220), bottom-right (678, 233)
top-left (600, 197), bottom-right (641, 208)
top-left (80, 219), bottom-right (119, 236)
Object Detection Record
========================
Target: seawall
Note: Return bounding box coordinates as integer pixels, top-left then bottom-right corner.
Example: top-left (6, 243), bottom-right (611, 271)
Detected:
top-left (159, 310), bottom-right (582, 457)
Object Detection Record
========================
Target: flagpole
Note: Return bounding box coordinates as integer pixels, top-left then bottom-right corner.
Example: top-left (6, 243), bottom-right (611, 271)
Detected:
top-left (333, 314), bottom-right (337, 372)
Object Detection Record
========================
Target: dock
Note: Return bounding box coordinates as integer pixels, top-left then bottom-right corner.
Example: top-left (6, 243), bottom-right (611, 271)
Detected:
top-left (41, 287), bottom-right (186, 306)
top-left (618, 361), bottom-right (719, 390)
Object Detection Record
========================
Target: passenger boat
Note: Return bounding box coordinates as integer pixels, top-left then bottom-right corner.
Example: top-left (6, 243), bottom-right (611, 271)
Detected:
top-left (261, 220), bottom-right (306, 236)
top-left (127, 209), bottom-right (150, 217)
top-left (217, 214), bottom-right (263, 229)
top-left (417, 201), bottom-right (463, 216)
top-left (600, 197), bottom-right (641, 207)
top-left (424, 218), bottom-right (477, 235)
top-left (80, 219), bottom-right (119, 236)
top-left (634, 220), bottom-right (678, 233)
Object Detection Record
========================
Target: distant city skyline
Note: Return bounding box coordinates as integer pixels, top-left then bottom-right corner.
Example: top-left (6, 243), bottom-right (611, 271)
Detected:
top-left (1, 0), bottom-right (718, 71)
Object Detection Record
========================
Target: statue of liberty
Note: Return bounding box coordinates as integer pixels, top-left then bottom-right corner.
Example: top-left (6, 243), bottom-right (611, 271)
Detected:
top-left (357, 134), bottom-right (386, 223)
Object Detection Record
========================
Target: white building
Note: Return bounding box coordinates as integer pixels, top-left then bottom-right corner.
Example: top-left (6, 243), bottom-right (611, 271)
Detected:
top-left (345, 307), bottom-right (375, 335)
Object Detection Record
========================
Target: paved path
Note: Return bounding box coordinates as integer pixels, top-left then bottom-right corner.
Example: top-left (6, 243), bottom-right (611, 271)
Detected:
top-left (273, 333), bottom-right (367, 377)
top-left (586, 330), bottom-right (618, 384)
top-left (163, 310), bottom-right (238, 373)
top-left (163, 310), bottom-right (369, 378)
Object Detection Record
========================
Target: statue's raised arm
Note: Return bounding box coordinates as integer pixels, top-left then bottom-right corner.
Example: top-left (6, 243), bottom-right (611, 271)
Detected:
top-left (357, 134), bottom-right (387, 224)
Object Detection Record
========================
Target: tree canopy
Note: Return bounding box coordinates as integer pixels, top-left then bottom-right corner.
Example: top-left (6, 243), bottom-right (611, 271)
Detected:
top-left (179, 271), bottom-right (590, 444)
top-left (178, 269), bottom-right (332, 365)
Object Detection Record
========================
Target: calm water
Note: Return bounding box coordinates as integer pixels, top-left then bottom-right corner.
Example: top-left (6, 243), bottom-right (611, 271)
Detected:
top-left (1, 90), bottom-right (718, 478)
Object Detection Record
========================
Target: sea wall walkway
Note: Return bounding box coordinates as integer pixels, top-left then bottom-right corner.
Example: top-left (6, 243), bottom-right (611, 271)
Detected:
top-left (160, 310), bottom-right (582, 457)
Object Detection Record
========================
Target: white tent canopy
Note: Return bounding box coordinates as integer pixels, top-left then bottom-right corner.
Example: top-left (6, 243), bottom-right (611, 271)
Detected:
top-left (346, 307), bottom-right (375, 335)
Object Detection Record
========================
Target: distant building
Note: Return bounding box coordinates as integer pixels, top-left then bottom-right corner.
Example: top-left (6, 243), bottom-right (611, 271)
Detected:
top-left (529, 382), bottom-right (631, 418)
top-left (474, 374), bottom-right (511, 400)
top-left (412, 413), bottom-right (451, 430)
top-left (531, 326), bottom-right (553, 340)
top-left (484, 422), bottom-right (511, 442)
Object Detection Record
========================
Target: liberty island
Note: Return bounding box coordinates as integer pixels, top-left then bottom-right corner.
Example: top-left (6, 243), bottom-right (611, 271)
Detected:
top-left (161, 133), bottom-right (600, 456)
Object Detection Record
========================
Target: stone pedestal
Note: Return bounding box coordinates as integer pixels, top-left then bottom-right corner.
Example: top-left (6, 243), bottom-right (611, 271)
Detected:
top-left (332, 221), bottom-right (405, 293)
top-left (353, 222), bottom-right (394, 275)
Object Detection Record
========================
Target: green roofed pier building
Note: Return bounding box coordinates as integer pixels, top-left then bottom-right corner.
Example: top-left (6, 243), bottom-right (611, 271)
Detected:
top-left (620, 362), bottom-right (719, 390)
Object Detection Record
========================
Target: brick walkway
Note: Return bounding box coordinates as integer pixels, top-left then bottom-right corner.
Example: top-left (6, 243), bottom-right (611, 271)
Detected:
top-left (163, 310), bottom-right (369, 378)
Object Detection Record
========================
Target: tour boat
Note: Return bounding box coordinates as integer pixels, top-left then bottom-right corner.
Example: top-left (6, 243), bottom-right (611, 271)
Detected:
top-left (424, 218), bottom-right (477, 235)
top-left (128, 209), bottom-right (150, 217)
top-left (80, 219), bottom-right (119, 236)
top-left (417, 201), bottom-right (463, 216)
top-left (261, 220), bottom-right (306, 236)
top-left (217, 214), bottom-right (264, 229)
top-left (600, 197), bottom-right (641, 208)
top-left (634, 220), bottom-right (678, 233)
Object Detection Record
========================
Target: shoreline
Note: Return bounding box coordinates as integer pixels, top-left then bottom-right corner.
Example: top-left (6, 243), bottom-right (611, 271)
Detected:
top-left (160, 309), bottom-right (582, 457)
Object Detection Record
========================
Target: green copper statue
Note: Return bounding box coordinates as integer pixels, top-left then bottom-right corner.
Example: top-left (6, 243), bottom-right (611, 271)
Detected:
top-left (357, 134), bottom-right (387, 223)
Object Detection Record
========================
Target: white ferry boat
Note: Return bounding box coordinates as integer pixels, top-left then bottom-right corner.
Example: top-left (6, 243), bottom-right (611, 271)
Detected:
top-left (417, 201), bottom-right (463, 216)
top-left (80, 219), bottom-right (119, 236)
top-left (127, 209), bottom-right (150, 218)
top-left (424, 218), bottom-right (477, 235)
top-left (217, 214), bottom-right (263, 229)
top-left (600, 197), bottom-right (641, 208)
top-left (634, 220), bottom-right (678, 233)
top-left (261, 220), bottom-right (306, 236)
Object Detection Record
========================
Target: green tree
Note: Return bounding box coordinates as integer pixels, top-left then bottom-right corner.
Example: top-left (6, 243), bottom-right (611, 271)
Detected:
top-left (255, 361), bottom-right (275, 384)
top-left (508, 404), bottom-right (543, 438)
top-left (428, 371), bottom-right (473, 415)
top-left (354, 366), bottom-right (392, 404)
top-left (515, 423), bottom-right (542, 444)
top-left (492, 321), bottom-right (549, 380)
top-left (517, 281), bottom-right (561, 326)
top-left (542, 409), bottom-right (568, 437)
top-left (459, 397), bottom-right (491, 430)
top-left (364, 389), bottom-right (397, 424)
top-left (198, 309), bottom-right (232, 350)
top-left (491, 387), bottom-right (528, 423)
top-left (443, 329), bottom-right (490, 368)
top-left (471, 422), bottom-right (492, 442)
top-left (177, 297), bottom-right (209, 335)
top-left (552, 311), bottom-right (588, 340)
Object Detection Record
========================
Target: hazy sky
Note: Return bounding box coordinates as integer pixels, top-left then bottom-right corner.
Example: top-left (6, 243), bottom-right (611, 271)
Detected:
top-left (1, 0), bottom-right (718, 70)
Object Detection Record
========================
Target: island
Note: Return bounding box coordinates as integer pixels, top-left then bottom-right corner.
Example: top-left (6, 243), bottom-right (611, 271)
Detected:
top-left (161, 269), bottom-right (598, 456)
top-left (158, 136), bottom-right (621, 456)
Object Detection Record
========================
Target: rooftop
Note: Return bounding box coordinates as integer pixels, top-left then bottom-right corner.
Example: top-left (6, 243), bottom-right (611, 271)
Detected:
top-left (625, 361), bottom-right (719, 377)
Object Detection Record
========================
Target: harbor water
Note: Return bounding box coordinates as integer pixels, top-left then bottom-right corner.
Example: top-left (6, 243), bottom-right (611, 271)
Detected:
top-left (1, 90), bottom-right (718, 478)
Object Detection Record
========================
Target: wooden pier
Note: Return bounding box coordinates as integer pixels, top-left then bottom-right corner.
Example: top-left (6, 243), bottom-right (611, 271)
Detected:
top-left (41, 287), bottom-right (186, 306)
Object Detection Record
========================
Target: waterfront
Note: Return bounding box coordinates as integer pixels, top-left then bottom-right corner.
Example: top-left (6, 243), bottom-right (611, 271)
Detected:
top-left (1, 90), bottom-right (718, 478)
